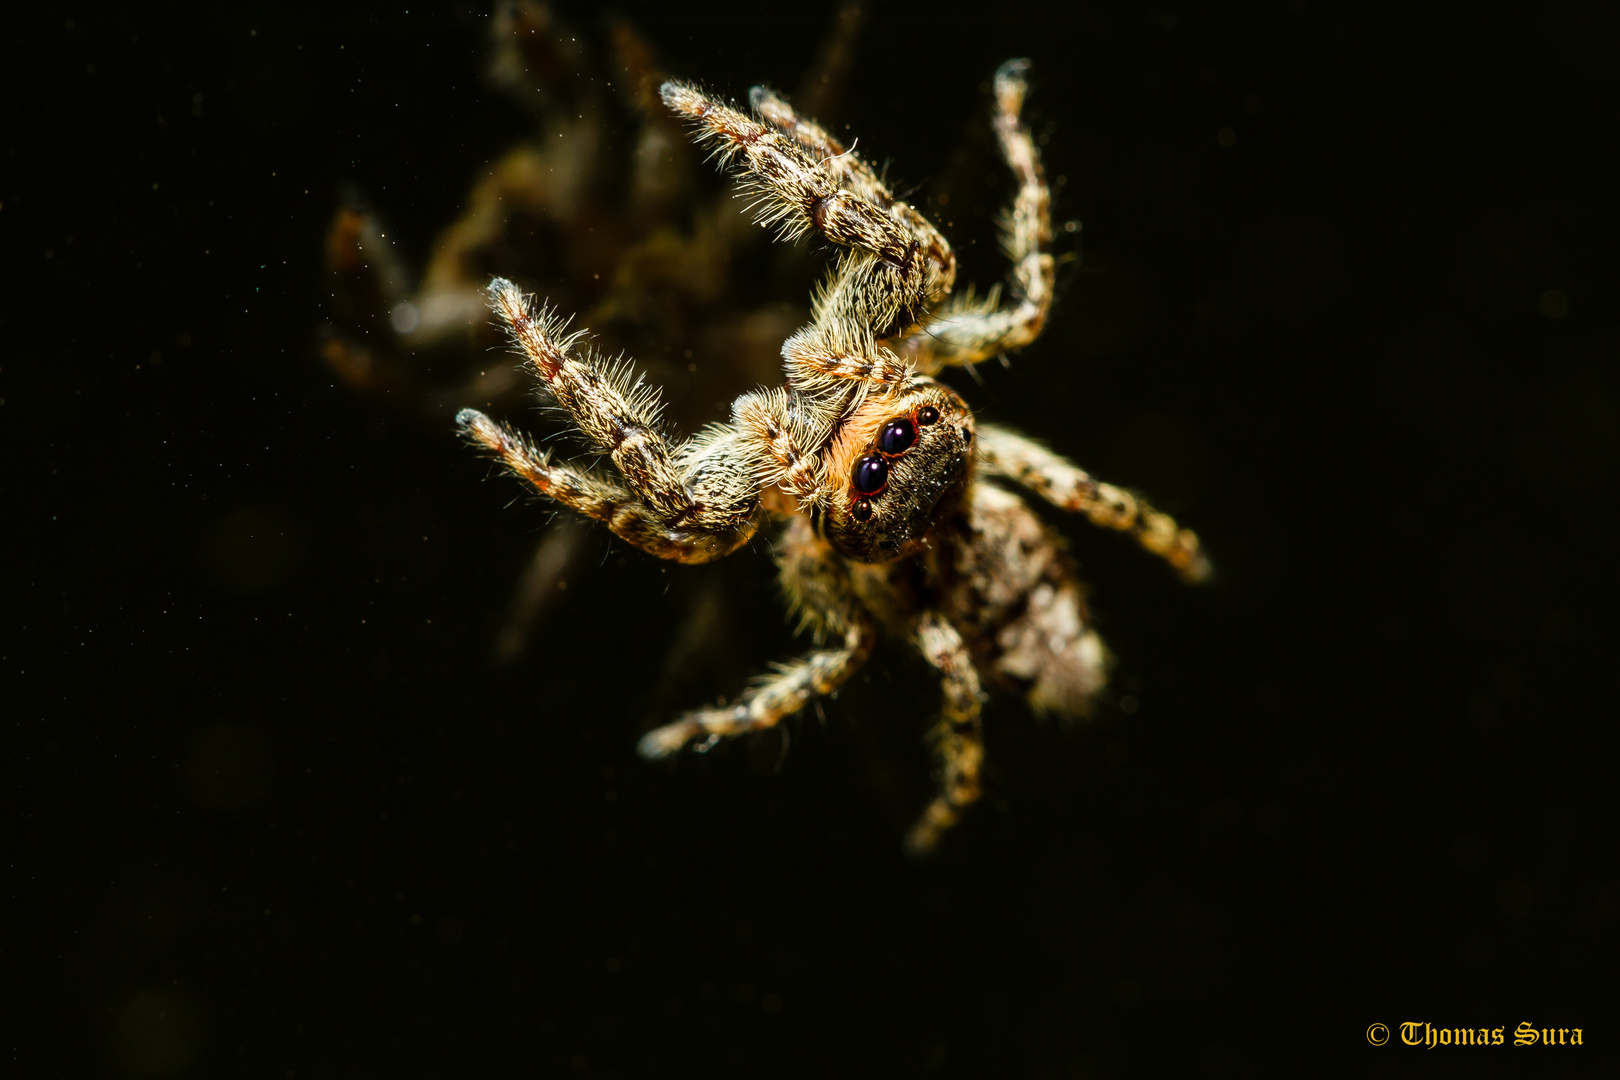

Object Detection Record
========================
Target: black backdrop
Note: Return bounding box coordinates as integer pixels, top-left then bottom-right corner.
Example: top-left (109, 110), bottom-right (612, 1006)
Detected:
top-left (10, 2), bottom-right (1617, 1076)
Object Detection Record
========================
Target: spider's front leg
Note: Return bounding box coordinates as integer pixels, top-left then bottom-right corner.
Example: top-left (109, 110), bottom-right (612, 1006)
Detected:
top-left (977, 424), bottom-right (1211, 583)
top-left (659, 82), bottom-right (949, 288)
top-left (661, 80), bottom-right (953, 381)
top-left (747, 84), bottom-right (895, 215)
top-left (457, 410), bottom-right (753, 563)
top-left (906, 612), bottom-right (987, 855)
top-left (458, 278), bottom-right (769, 563)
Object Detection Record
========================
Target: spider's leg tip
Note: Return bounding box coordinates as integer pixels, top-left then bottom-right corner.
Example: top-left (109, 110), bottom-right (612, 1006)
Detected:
top-left (637, 725), bottom-right (688, 759)
top-left (456, 409), bottom-right (504, 450)
top-left (659, 80), bottom-right (698, 113)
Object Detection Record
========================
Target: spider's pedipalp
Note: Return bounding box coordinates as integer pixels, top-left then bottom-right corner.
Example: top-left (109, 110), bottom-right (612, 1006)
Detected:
top-left (729, 387), bottom-right (832, 505)
top-left (904, 58), bottom-right (1055, 373)
top-left (976, 424), bottom-right (1211, 583)
top-left (780, 310), bottom-right (909, 397)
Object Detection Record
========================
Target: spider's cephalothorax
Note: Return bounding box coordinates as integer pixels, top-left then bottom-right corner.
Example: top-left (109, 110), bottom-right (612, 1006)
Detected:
top-left (818, 376), bottom-right (975, 563)
top-left (458, 60), bottom-right (1210, 852)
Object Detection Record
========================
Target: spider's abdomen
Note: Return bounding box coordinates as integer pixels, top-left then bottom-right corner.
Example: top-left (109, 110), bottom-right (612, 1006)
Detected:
top-left (930, 484), bottom-right (1110, 718)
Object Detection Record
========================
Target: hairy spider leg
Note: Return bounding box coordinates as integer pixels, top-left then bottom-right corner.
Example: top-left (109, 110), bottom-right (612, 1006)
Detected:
top-left (636, 617), bottom-right (876, 759)
top-left (976, 425), bottom-right (1211, 583)
top-left (661, 80), bottom-right (954, 389)
top-left (746, 82), bottom-right (957, 342)
top-left (660, 80), bottom-right (925, 269)
top-left (457, 409), bottom-right (760, 563)
top-left (482, 278), bottom-right (776, 529)
top-left (748, 85), bottom-right (896, 209)
top-left (904, 59), bottom-right (1056, 374)
top-left (905, 612), bottom-right (987, 854)
top-left (638, 513), bottom-right (875, 756)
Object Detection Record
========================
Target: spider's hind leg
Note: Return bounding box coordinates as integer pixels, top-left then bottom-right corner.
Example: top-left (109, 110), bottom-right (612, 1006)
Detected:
top-left (638, 515), bottom-right (875, 757)
top-left (636, 619), bottom-right (875, 759)
top-left (906, 612), bottom-right (987, 855)
top-left (904, 59), bottom-right (1056, 374)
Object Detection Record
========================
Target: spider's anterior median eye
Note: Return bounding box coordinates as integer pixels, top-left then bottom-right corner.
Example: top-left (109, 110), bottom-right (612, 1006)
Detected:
top-left (917, 406), bottom-right (941, 426)
top-left (852, 454), bottom-right (889, 495)
top-left (877, 418), bottom-right (917, 455)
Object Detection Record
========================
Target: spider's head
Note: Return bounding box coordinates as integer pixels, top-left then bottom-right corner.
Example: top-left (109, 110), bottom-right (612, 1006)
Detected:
top-left (819, 377), bottom-right (975, 563)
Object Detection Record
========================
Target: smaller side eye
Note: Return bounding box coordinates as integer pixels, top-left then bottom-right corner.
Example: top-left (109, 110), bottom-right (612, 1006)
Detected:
top-left (878, 418), bottom-right (916, 455)
top-left (851, 499), bottom-right (873, 522)
top-left (917, 406), bottom-right (941, 426)
top-left (852, 454), bottom-right (889, 495)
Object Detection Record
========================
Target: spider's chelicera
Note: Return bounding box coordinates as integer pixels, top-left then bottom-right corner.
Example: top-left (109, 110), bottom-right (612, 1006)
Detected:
top-left (458, 60), bottom-right (1210, 852)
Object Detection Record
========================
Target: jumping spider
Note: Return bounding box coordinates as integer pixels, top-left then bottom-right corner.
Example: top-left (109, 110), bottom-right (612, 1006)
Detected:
top-left (458, 60), bottom-right (1210, 852)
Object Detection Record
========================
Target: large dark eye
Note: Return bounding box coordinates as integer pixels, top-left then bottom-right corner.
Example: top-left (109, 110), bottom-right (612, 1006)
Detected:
top-left (852, 453), bottom-right (888, 495)
top-left (917, 406), bottom-right (941, 426)
top-left (877, 418), bottom-right (916, 455)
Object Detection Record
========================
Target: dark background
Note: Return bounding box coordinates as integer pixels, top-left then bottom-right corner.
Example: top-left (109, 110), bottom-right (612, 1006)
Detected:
top-left (9, 1), bottom-right (1617, 1076)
